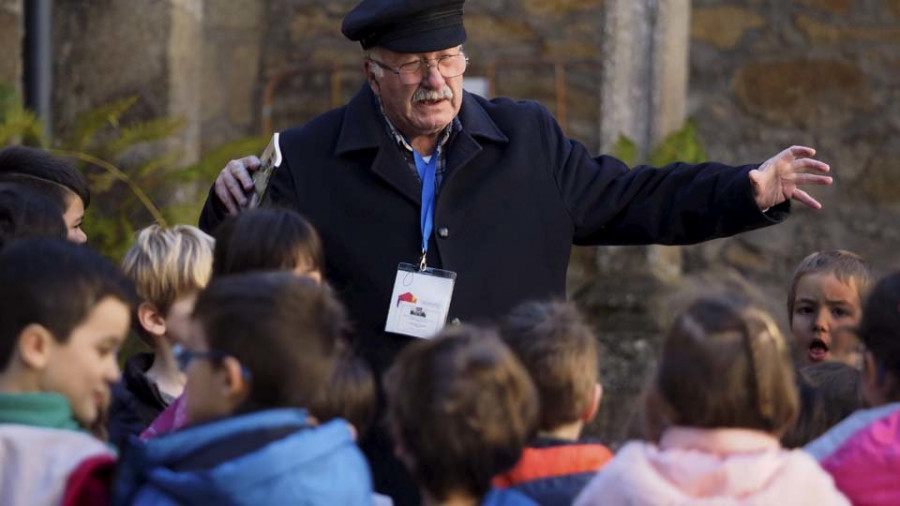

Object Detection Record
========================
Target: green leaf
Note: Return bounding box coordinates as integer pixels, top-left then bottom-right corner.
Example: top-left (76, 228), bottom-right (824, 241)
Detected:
top-left (65, 95), bottom-right (139, 152)
top-left (649, 119), bottom-right (708, 167)
top-left (610, 134), bottom-right (639, 167)
top-left (0, 106), bottom-right (46, 147)
top-left (106, 117), bottom-right (185, 158)
top-left (177, 135), bottom-right (268, 182)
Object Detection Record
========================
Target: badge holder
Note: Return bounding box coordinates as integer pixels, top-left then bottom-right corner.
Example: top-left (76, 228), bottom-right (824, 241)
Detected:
top-left (385, 262), bottom-right (456, 339)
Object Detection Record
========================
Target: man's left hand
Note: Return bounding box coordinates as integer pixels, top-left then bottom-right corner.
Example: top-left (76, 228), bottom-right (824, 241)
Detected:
top-left (750, 145), bottom-right (832, 210)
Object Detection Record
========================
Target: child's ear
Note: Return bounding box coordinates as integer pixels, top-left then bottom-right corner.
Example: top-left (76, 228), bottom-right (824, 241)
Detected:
top-left (137, 302), bottom-right (167, 338)
top-left (582, 383), bottom-right (603, 423)
top-left (220, 356), bottom-right (250, 406)
top-left (17, 324), bottom-right (55, 370)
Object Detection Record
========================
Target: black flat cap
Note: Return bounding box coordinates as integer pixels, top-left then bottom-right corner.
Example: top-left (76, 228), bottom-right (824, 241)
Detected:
top-left (342, 0), bottom-right (466, 53)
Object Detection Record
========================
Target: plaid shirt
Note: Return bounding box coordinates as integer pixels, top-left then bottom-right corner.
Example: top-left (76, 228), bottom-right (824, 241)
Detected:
top-left (377, 99), bottom-right (461, 194)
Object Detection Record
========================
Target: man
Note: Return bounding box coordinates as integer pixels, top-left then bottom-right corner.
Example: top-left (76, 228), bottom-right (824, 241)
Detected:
top-left (200, 0), bottom-right (831, 502)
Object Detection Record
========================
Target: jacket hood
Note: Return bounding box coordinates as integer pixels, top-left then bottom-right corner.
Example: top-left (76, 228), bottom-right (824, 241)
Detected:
top-left (575, 427), bottom-right (848, 506)
top-left (115, 408), bottom-right (372, 505)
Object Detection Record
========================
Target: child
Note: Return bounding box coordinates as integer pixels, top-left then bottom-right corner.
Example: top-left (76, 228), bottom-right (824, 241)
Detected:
top-left (0, 181), bottom-right (67, 249)
top-left (108, 224), bottom-right (214, 448)
top-left (806, 272), bottom-right (900, 505)
top-left (0, 145), bottom-right (92, 243)
top-left (575, 296), bottom-right (848, 505)
top-left (385, 325), bottom-right (540, 506)
top-left (494, 301), bottom-right (612, 505)
top-left (782, 361), bottom-right (862, 448)
top-left (139, 209), bottom-right (324, 440)
top-left (313, 346), bottom-right (377, 440)
top-left (0, 238), bottom-right (133, 506)
top-left (212, 207), bottom-right (324, 281)
top-left (113, 272), bottom-right (372, 505)
top-left (788, 250), bottom-right (870, 366)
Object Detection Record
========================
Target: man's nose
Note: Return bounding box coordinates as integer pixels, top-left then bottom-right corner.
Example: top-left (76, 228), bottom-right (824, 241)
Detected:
top-left (421, 63), bottom-right (444, 88)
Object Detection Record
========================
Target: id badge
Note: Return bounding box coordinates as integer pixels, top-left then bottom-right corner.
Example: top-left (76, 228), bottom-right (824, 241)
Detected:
top-left (385, 263), bottom-right (456, 339)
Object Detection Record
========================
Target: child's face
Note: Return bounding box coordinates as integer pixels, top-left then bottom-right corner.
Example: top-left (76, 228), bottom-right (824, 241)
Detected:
top-left (791, 272), bottom-right (862, 366)
top-left (164, 293), bottom-right (198, 346)
top-left (183, 321), bottom-right (236, 424)
top-left (62, 193), bottom-right (87, 244)
top-left (40, 297), bottom-right (129, 426)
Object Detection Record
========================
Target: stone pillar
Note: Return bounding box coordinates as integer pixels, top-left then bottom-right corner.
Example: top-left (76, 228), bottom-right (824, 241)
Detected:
top-left (575, 0), bottom-right (692, 444)
top-left (52, 0), bottom-right (204, 163)
top-left (0, 0), bottom-right (23, 95)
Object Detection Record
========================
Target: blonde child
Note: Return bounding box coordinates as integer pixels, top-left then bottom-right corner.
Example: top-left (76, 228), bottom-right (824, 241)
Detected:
top-left (108, 225), bottom-right (214, 448)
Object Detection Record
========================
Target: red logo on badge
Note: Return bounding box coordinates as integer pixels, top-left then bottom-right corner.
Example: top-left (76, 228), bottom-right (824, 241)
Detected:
top-left (397, 292), bottom-right (418, 307)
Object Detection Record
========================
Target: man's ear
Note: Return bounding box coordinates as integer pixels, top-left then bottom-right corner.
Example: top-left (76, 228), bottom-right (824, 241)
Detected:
top-left (364, 61), bottom-right (382, 97)
top-left (582, 383), bottom-right (603, 423)
top-left (137, 302), bottom-right (166, 338)
top-left (220, 356), bottom-right (250, 406)
top-left (18, 324), bottom-right (55, 370)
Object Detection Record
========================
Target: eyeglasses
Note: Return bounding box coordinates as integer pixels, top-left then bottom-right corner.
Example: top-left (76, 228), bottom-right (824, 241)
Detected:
top-left (366, 53), bottom-right (469, 85)
top-left (173, 344), bottom-right (251, 379)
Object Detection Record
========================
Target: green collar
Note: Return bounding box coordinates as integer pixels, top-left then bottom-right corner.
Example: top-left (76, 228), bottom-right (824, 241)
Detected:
top-left (0, 392), bottom-right (82, 431)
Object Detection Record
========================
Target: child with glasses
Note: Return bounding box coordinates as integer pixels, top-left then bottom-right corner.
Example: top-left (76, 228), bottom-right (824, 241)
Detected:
top-left (107, 225), bottom-right (214, 449)
top-left (575, 296), bottom-right (848, 506)
top-left (0, 239), bottom-right (134, 506)
top-left (114, 272), bottom-right (372, 505)
top-left (806, 272), bottom-right (900, 505)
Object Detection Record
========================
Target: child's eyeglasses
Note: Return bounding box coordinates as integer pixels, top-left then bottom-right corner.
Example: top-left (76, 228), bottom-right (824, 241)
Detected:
top-left (173, 344), bottom-right (252, 380)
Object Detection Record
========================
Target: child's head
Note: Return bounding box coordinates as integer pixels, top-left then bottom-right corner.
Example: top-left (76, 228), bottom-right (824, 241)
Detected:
top-left (0, 146), bottom-right (91, 244)
top-left (788, 250), bottom-right (870, 366)
top-left (311, 348), bottom-right (376, 439)
top-left (856, 272), bottom-right (900, 407)
top-left (500, 300), bottom-right (601, 435)
top-left (648, 296), bottom-right (798, 438)
top-left (121, 225), bottom-right (214, 348)
top-left (212, 208), bottom-right (324, 282)
top-left (0, 182), bottom-right (67, 250)
top-left (183, 272), bottom-right (345, 423)
top-left (781, 361), bottom-right (862, 447)
top-left (0, 238), bottom-right (133, 427)
top-left (385, 325), bottom-right (538, 503)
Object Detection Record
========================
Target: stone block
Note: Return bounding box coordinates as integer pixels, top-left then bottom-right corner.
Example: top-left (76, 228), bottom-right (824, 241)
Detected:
top-left (521, 0), bottom-right (604, 17)
top-left (691, 7), bottom-right (766, 49)
top-left (733, 59), bottom-right (869, 128)
top-left (289, 7), bottom-right (344, 42)
top-left (797, 0), bottom-right (852, 15)
top-left (465, 15), bottom-right (540, 46)
top-left (796, 15), bottom-right (900, 44)
top-left (860, 156), bottom-right (900, 205)
top-left (205, 0), bottom-right (261, 29)
top-left (0, 0), bottom-right (21, 92)
top-left (890, 0), bottom-right (900, 17)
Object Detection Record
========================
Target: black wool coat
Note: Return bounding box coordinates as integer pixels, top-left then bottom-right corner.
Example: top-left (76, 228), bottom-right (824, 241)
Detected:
top-left (200, 85), bottom-right (788, 375)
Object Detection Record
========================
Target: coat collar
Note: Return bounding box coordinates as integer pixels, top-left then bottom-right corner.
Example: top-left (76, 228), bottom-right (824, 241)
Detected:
top-left (334, 85), bottom-right (509, 156)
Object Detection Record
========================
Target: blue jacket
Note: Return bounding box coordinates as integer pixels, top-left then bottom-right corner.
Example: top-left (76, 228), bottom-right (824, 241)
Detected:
top-left (113, 408), bottom-right (373, 505)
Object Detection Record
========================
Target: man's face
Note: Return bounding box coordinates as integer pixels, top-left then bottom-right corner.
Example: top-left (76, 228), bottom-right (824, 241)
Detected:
top-left (366, 46), bottom-right (464, 147)
top-left (39, 297), bottom-right (129, 426)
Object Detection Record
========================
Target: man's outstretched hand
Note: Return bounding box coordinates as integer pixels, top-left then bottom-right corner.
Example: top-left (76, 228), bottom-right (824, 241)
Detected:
top-left (750, 145), bottom-right (832, 210)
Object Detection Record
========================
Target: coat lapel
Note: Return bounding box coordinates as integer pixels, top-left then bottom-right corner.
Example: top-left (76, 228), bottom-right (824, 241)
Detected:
top-left (443, 91), bottom-right (509, 188)
top-left (335, 85), bottom-right (421, 205)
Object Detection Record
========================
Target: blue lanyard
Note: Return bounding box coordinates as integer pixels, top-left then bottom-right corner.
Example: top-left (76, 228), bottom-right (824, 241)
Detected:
top-left (413, 150), bottom-right (438, 270)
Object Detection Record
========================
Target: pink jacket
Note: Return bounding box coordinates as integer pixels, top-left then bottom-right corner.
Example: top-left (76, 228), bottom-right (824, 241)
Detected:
top-left (805, 402), bottom-right (900, 506)
top-left (575, 427), bottom-right (849, 506)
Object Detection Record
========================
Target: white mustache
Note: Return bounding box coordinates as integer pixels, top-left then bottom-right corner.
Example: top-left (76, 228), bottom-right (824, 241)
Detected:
top-left (413, 86), bottom-right (454, 103)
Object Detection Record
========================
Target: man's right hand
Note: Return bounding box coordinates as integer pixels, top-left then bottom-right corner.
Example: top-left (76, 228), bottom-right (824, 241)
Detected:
top-left (215, 156), bottom-right (261, 215)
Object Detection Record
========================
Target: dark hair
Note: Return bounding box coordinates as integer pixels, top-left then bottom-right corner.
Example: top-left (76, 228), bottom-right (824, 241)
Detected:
top-left (0, 182), bottom-right (67, 250)
top-left (0, 239), bottom-right (135, 371)
top-left (501, 300), bottom-right (598, 431)
top-left (788, 250), bottom-right (870, 324)
top-left (312, 348), bottom-right (377, 439)
top-left (212, 208), bottom-right (324, 278)
top-left (0, 146), bottom-right (91, 208)
top-left (857, 272), bottom-right (900, 399)
top-left (192, 272), bottom-right (346, 413)
top-left (648, 296), bottom-right (798, 437)
top-left (385, 325), bottom-right (538, 501)
top-left (781, 361), bottom-right (862, 448)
